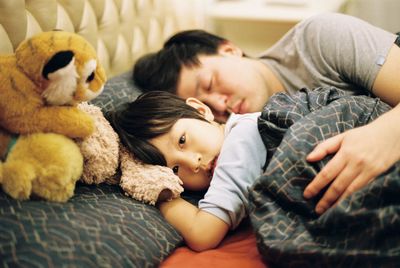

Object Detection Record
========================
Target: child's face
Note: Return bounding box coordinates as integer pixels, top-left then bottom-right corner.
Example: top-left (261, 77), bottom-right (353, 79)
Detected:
top-left (150, 117), bottom-right (224, 191)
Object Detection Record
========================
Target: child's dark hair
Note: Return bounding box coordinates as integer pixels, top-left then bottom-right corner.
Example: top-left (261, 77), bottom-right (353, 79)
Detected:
top-left (109, 91), bottom-right (208, 166)
top-left (133, 30), bottom-right (227, 93)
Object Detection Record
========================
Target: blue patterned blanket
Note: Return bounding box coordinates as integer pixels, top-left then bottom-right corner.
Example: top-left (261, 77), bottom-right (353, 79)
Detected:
top-left (249, 87), bottom-right (400, 267)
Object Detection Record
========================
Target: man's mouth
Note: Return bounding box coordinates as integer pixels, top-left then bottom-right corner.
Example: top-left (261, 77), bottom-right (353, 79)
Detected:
top-left (230, 99), bottom-right (246, 114)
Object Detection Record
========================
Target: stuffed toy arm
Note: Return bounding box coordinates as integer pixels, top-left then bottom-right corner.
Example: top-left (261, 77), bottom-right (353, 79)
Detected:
top-left (1, 106), bottom-right (94, 139)
top-left (119, 146), bottom-right (184, 205)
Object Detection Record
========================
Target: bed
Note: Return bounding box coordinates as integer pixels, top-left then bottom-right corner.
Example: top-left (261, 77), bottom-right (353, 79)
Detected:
top-left (161, 220), bottom-right (266, 268)
top-left (4, 1), bottom-right (397, 267)
top-left (0, 1), bottom-right (268, 267)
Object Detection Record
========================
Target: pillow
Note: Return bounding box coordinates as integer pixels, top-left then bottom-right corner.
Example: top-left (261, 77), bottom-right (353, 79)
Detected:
top-left (0, 72), bottom-right (183, 267)
top-left (89, 71), bottom-right (142, 114)
top-left (0, 183), bottom-right (183, 267)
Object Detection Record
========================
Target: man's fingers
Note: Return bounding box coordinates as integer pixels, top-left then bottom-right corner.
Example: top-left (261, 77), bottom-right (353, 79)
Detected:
top-left (307, 133), bottom-right (345, 162)
top-left (315, 164), bottom-right (360, 214)
top-left (303, 153), bottom-right (346, 199)
top-left (336, 173), bottom-right (376, 205)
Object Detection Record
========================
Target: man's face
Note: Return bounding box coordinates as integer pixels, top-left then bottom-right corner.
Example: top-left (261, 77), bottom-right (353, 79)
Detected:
top-left (176, 53), bottom-right (270, 122)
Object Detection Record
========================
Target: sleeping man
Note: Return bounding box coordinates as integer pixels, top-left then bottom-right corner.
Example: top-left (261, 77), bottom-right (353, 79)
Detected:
top-left (132, 12), bottom-right (400, 216)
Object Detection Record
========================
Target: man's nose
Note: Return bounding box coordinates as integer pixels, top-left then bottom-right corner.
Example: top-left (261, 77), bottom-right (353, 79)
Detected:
top-left (203, 93), bottom-right (228, 113)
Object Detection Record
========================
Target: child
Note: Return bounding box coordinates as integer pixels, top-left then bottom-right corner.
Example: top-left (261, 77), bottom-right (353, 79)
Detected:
top-left (110, 91), bottom-right (267, 252)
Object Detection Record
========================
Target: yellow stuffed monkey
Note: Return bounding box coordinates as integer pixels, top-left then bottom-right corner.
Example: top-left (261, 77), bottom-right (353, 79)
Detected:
top-left (0, 128), bottom-right (83, 202)
top-left (0, 31), bottom-right (106, 138)
top-left (0, 31), bottom-right (107, 202)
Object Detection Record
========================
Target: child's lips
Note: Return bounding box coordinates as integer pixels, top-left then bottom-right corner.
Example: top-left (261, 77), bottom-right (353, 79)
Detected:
top-left (208, 156), bottom-right (218, 177)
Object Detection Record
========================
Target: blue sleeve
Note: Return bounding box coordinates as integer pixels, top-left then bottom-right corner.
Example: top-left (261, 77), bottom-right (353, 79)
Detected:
top-left (198, 116), bottom-right (267, 230)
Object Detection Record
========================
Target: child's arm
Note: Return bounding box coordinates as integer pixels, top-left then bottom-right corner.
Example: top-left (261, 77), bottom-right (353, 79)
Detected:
top-left (158, 197), bottom-right (229, 252)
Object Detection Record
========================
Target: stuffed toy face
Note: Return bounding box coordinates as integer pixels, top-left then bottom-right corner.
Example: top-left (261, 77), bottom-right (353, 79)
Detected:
top-left (0, 30), bottom-right (106, 138)
top-left (15, 31), bottom-right (106, 105)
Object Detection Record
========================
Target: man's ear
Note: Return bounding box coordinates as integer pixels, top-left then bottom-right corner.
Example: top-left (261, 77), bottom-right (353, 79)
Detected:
top-left (186, 98), bottom-right (215, 121)
top-left (218, 41), bottom-right (243, 57)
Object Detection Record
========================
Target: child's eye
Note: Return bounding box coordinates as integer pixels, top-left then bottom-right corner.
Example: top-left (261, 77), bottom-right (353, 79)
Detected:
top-left (179, 134), bottom-right (186, 145)
top-left (172, 166), bottom-right (179, 174)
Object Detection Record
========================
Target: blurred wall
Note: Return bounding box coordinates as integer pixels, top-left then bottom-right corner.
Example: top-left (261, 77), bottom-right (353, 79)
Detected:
top-left (204, 0), bottom-right (348, 56)
top-left (344, 0), bottom-right (400, 33)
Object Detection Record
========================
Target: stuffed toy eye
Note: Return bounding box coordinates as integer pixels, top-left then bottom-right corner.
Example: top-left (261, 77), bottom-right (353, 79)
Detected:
top-left (86, 71), bottom-right (95, 83)
top-left (42, 51), bottom-right (74, 79)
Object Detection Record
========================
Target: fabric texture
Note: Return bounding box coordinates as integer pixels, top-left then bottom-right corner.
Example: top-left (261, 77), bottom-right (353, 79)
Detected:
top-left (90, 71), bottom-right (142, 114)
top-left (0, 183), bottom-right (183, 268)
top-left (261, 13), bottom-right (397, 95)
top-left (0, 0), bottom-right (195, 78)
top-left (161, 220), bottom-right (267, 268)
top-left (249, 87), bottom-right (400, 267)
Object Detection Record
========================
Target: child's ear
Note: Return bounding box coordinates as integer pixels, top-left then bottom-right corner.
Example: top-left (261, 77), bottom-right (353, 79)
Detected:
top-left (218, 41), bottom-right (243, 57)
top-left (186, 98), bottom-right (214, 121)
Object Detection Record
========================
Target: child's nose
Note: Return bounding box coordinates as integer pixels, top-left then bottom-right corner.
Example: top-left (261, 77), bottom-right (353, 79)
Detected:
top-left (189, 153), bottom-right (202, 173)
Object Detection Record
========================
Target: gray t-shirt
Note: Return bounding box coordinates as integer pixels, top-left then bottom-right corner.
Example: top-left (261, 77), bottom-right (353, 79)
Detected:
top-left (260, 12), bottom-right (397, 95)
top-left (198, 112), bottom-right (266, 230)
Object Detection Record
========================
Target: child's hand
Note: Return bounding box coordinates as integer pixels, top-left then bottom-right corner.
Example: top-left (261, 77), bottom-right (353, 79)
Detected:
top-left (157, 189), bottom-right (174, 203)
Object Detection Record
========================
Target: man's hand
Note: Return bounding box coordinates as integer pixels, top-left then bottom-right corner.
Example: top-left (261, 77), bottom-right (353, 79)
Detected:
top-left (303, 117), bottom-right (400, 214)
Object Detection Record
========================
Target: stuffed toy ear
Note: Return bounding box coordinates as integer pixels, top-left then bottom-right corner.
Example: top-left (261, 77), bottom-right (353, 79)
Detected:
top-left (42, 51), bottom-right (74, 79)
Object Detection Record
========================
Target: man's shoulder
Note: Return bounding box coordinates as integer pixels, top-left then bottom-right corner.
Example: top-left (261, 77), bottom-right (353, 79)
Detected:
top-left (296, 12), bottom-right (367, 34)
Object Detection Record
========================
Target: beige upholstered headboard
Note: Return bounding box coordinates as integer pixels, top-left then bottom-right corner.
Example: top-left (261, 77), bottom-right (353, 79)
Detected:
top-left (0, 0), bottom-right (204, 78)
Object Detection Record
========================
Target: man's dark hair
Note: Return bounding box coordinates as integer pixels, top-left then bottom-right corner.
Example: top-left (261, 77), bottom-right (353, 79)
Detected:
top-left (133, 30), bottom-right (227, 94)
top-left (109, 91), bottom-right (208, 166)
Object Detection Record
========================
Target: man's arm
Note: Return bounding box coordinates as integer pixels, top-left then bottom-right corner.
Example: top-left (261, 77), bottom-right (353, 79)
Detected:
top-left (305, 44), bottom-right (400, 214)
top-left (158, 197), bottom-right (229, 252)
top-left (372, 43), bottom-right (400, 105)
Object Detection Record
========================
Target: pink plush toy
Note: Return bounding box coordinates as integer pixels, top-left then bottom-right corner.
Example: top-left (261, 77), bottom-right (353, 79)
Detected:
top-left (77, 103), bottom-right (183, 205)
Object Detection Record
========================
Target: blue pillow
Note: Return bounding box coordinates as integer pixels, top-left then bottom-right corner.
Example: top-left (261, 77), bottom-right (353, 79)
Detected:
top-left (0, 72), bottom-right (184, 267)
top-left (90, 71), bottom-right (142, 113)
top-left (0, 183), bottom-right (183, 267)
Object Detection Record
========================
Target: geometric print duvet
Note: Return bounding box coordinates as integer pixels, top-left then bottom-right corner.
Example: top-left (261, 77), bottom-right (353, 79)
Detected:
top-left (250, 87), bottom-right (400, 267)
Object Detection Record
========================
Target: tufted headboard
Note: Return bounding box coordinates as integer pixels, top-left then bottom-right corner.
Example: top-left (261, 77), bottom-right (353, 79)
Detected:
top-left (0, 0), bottom-right (205, 78)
